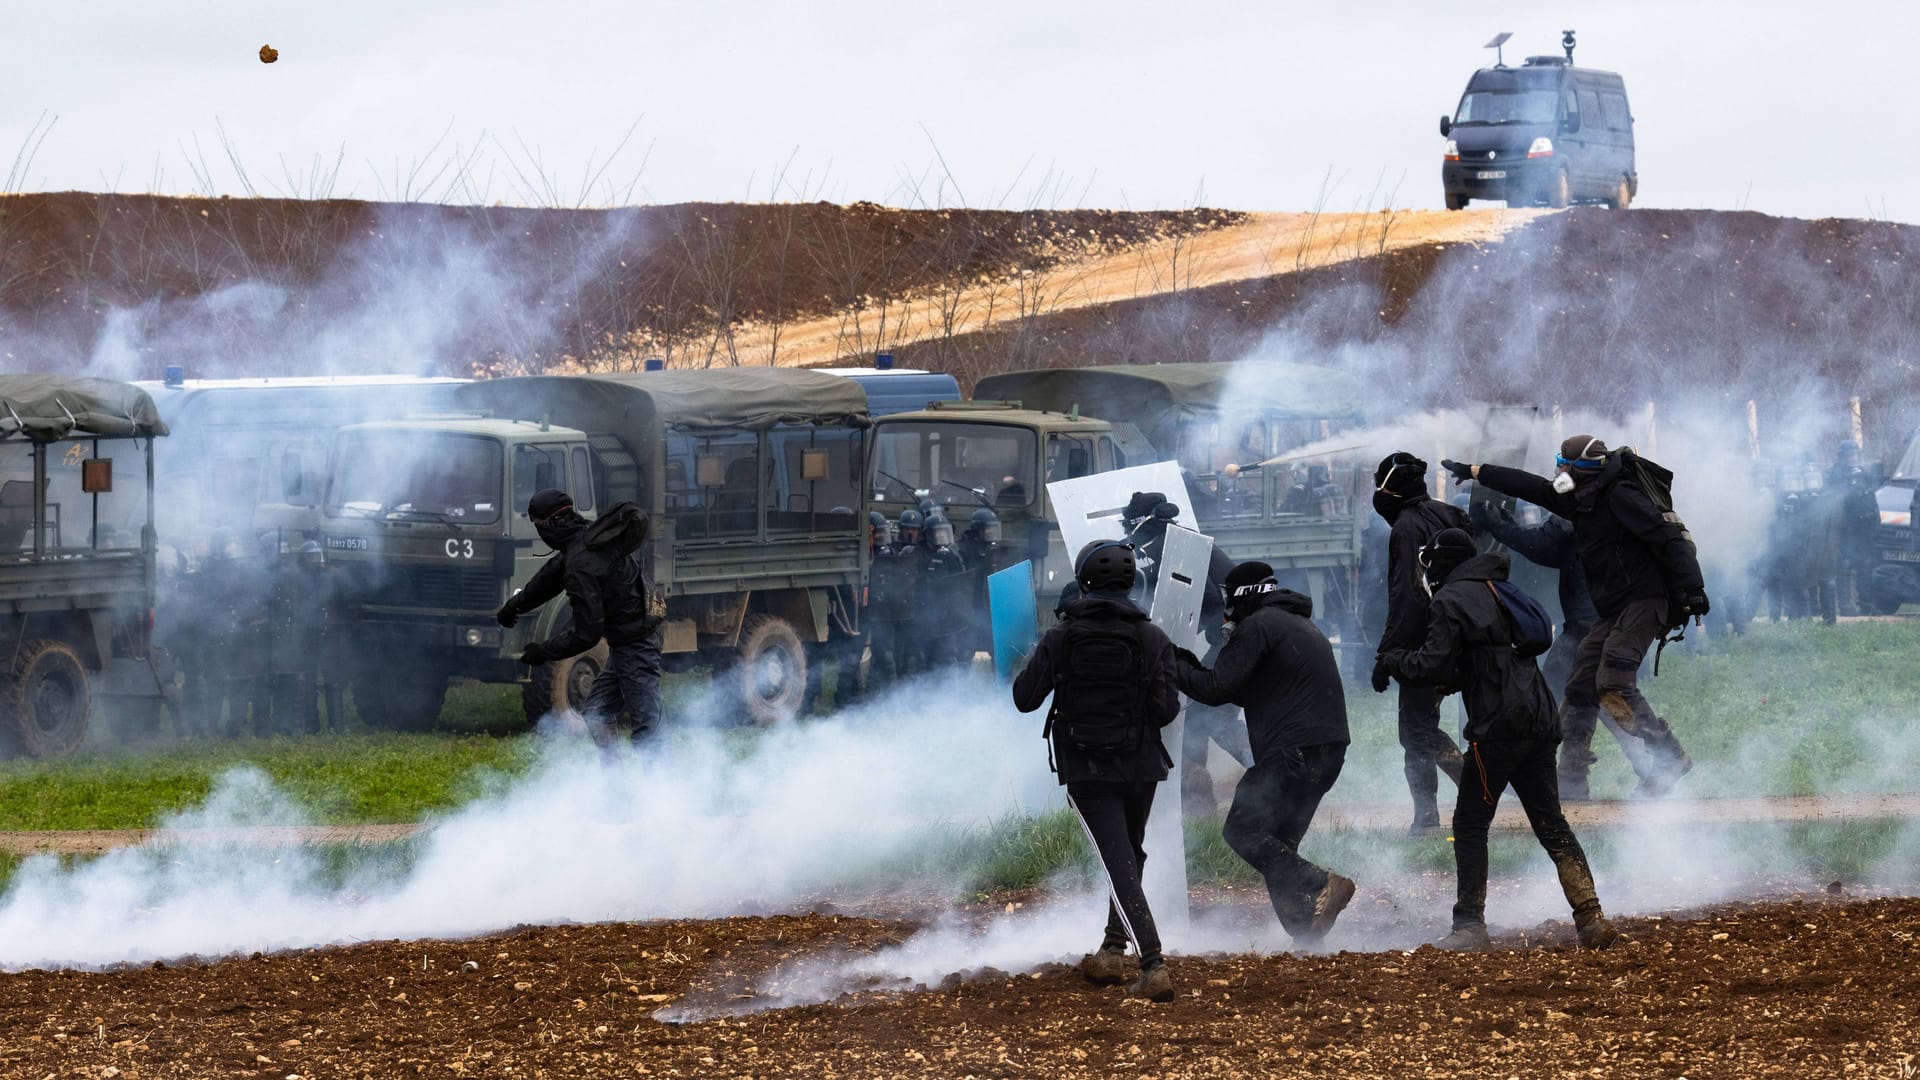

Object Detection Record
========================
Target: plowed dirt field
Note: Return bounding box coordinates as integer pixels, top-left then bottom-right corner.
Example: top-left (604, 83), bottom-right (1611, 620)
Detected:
top-left (4, 894), bottom-right (1916, 1078)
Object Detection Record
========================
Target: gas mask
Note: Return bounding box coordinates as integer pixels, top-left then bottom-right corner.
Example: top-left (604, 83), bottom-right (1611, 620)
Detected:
top-left (1226, 578), bottom-right (1279, 623)
top-left (1551, 470), bottom-right (1578, 495)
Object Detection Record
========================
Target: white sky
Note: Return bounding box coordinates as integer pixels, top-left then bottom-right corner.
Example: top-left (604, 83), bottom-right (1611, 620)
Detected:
top-left (4, 1), bottom-right (1915, 221)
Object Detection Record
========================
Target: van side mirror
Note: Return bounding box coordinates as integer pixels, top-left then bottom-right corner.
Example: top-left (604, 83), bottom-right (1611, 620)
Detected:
top-left (1438, 116), bottom-right (1452, 137)
top-left (1562, 112), bottom-right (1581, 134)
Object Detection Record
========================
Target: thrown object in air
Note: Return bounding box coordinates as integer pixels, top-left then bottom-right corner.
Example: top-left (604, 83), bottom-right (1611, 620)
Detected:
top-left (259, 44), bottom-right (279, 64)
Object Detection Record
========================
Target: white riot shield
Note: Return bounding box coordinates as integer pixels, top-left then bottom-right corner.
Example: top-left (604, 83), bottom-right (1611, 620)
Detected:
top-left (1047, 461), bottom-right (1196, 569)
top-left (1138, 523), bottom-right (1214, 931)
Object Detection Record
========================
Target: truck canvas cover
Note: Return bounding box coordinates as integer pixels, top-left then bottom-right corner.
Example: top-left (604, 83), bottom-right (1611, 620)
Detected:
top-left (450, 369), bottom-right (871, 433)
top-left (0, 375), bottom-right (170, 441)
top-left (975, 362), bottom-right (1362, 457)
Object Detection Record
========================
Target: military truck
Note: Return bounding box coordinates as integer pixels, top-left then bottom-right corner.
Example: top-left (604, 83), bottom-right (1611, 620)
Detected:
top-left (867, 399), bottom-right (1132, 615)
top-left (317, 369), bottom-right (871, 728)
top-left (135, 374), bottom-right (468, 544)
top-left (972, 362), bottom-right (1370, 630)
top-left (0, 375), bottom-right (169, 757)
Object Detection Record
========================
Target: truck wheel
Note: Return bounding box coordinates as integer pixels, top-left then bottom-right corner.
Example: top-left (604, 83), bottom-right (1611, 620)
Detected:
top-left (1864, 590), bottom-right (1903, 616)
top-left (1608, 178), bottom-right (1632, 210)
top-left (2, 639), bottom-right (91, 759)
top-left (1444, 193), bottom-right (1468, 211)
top-left (520, 639), bottom-right (615, 728)
top-left (735, 613), bottom-right (808, 727)
top-left (1547, 170), bottom-right (1571, 209)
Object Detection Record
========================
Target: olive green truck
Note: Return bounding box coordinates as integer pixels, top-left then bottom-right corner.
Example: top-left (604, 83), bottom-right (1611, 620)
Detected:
top-left (0, 375), bottom-right (169, 758)
top-left (316, 368), bottom-right (870, 728)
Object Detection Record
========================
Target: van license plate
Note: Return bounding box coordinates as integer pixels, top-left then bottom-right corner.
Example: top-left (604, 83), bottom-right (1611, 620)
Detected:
top-left (1477, 170), bottom-right (1507, 180)
top-left (1883, 548), bottom-right (1920, 563)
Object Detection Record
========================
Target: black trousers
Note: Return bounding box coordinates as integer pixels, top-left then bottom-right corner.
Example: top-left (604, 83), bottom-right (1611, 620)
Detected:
top-left (579, 630), bottom-right (664, 744)
top-left (1563, 597), bottom-right (1686, 765)
top-left (1452, 738), bottom-right (1602, 929)
top-left (1067, 780), bottom-right (1163, 966)
top-left (1397, 682), bottom-right (1463, 812)
top-left (1222, 744), bottom-right (1345, 937)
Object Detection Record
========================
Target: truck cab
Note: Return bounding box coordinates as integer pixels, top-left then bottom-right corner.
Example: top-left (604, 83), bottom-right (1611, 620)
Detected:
top-left (1439, 33), bottom-right (1637, 210)
top-left (868, 401), bottom-right (1128, 614)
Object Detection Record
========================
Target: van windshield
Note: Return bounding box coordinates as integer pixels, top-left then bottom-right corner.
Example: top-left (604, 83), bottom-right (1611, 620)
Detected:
top-left (1455, 90), bottom-right (1558, 125)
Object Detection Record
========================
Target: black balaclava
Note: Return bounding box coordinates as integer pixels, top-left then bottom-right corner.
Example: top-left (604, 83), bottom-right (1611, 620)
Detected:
top-left (1222, 560), bottom-right (1279, 623)
top-left (528, 488), bottom-right (583, 548)
top-left (1372, 452), bottom-right (1429, 522)
top-left (1418, 527), bottom-right (1477, 595)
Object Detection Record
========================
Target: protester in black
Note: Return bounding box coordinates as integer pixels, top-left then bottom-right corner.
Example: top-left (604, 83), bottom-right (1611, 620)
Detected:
top-left (1012, 540), bottom-right (1181, 1002)
top-left (1378, 529), bottom-right (1620, 951)
top-left (1174, 562), bottom-right (1355, 946)
top-left (1446, 435), bottom-right (1707, 796)
top-left (1371, 452), bottom-right (1469, 831)
top-left (496, 489), bottom-right (662, 743)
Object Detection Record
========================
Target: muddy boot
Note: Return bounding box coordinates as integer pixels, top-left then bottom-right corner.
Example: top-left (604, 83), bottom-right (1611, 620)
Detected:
top-left (1180, 762), bottom-right (1218, 819)
top-left (1130, 958), bottom-right (1174, 1002)
top-left (1437, 743), bottom-right (1465, 787)
top-left (1633, 746), bottom-right (1693, 798)
top-left (1434, 923), bottom-right (1491, 951)
top-left (1307, 873), bottom-right (1356, 938)
top-left (1576, 912), bottom-right (1621, 950)
top-left (1079, 941), bottom-right (1129, 986)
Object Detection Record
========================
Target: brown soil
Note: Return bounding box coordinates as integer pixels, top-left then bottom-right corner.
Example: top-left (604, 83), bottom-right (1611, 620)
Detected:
top-left (2, 896), bottom-right (1915, 1077)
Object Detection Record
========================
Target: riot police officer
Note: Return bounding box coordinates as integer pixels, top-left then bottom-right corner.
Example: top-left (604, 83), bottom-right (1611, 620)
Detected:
top-left (869, 509), bottom-right (924, 685)
top-left (917, 510), bottom-right (973, 673)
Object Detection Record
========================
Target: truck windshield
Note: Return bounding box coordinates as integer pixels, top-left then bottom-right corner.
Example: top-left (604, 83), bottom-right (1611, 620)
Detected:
top-left (326, 432), bottom-right (503, 524)
top-left (873, 422), bottom-right (1037, 511)
top-left (1455, 89), bottom-right (1559, 125)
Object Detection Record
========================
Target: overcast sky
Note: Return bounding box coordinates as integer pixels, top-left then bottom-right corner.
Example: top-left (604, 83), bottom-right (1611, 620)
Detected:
top-left (4, 1), bottom-right (1915, 222)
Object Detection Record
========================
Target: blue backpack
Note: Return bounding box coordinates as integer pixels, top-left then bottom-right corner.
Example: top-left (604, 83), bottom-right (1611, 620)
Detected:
top-left (1485, 580), bottom-right (1554, 658)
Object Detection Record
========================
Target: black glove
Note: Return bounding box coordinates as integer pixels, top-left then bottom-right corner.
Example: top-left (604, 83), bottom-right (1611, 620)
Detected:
top-left (495, 600), bottom-right (519, 629)
top-left (1370, 659), bottom-right (1392, 694)
top-left (1174, 646), bottom-right (1203, 669)
top-left (518, 643), bottom-right (547, 667)
top-left (1685, 590), bottom-right (1711, 617)
top-left (1440, 459), bottom-right (1474, 483)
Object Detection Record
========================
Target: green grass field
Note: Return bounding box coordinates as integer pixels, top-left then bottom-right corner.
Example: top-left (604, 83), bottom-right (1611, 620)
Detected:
top-left (2, 620), bottom-right (1916, 897)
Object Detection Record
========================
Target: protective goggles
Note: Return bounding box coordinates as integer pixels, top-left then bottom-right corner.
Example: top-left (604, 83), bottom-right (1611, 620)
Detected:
top-left (1553, 454), bottom-right (1605, 470)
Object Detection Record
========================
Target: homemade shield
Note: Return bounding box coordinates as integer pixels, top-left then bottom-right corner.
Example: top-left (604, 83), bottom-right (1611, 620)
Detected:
top-left (1138, 524), bottom-right (1215, 931)
top-left (987, 560), bottom-right (1038, 681)
top-left (1047, 461), bottom-right (1195, 562)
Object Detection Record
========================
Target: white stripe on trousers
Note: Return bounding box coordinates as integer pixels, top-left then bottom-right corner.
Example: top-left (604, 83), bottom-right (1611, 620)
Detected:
top-left (1066, 791), bottom-right (1140, 955)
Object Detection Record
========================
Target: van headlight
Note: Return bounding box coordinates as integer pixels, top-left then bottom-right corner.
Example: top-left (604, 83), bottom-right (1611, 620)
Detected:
top-left (1443, 139), bottom-right (1459, 162)
top-left (1527, 137), bottom-right (1555, 158)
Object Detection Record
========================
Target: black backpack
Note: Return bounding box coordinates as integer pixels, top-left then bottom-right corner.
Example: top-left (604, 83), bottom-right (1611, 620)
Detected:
top-left (1044, 621), bottom-right (1148, 756)
top-left (1485, 580), bottom-right (1554, 658)
top-left (1617, 449), bottom-right (1698, 556)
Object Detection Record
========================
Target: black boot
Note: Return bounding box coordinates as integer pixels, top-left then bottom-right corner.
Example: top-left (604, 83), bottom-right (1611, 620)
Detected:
top-left (1405, 759), bottom-right (1443, 833)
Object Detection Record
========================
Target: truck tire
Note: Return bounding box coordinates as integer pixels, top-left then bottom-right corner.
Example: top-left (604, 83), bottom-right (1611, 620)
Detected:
top-left (520, 639), bottom-right (614, 728)
top-left (1444, 193), bottom-right (1468, 211)
top-left (735, 613), bottom-right (808, 727)
top-left (1608, 177), bottom-right (1631, 210)
top-left (2, 639), bottom-right (91, 759)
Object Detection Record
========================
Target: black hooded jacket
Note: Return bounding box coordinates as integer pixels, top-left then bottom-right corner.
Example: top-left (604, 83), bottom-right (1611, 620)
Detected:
top-left (1174, 588), bottom-right (1350, 762)
top-left (508, 506), bottom-right (658, 660)
top-left (1012, 593), bottom-right (1180, 785)
top-left (1378, 493), bottom-right (1471, 653)
top-left (1476, 458), bottom-right (1704, 620)
top-left (1377, 553), bottom-right (1559, 743)
top-left (1482, 511), bottom-right (1599, 631)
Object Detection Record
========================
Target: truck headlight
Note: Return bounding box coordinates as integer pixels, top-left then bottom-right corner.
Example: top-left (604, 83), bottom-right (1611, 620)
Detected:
top-left (465, 628), bottom-right (485, 646)
top-left (1443, 139), bottom-right (1459, 162)
top-left (1882, 509), bottom-right (1911, 526)
top-left (1527, 137), bottom-right (1555, 158)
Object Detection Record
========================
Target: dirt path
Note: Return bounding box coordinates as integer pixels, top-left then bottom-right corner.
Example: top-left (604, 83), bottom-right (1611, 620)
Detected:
top-left (744, 208), bottom-right (1548, 368)
top-left (2, 895), bottom-right (1914, 1077)
top-left (5, 791), bottom-right (1913, 856)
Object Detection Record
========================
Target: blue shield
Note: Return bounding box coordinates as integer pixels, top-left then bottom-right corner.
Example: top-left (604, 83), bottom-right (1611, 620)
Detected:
top-left (988, 560), bottom-right (1038, 681)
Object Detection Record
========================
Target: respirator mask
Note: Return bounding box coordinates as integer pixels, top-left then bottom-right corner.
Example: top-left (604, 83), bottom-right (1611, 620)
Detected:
top-left (1551, 471), bottom-right (1578, 495)
top-left (1226, 578), bottom-right (1279, 623)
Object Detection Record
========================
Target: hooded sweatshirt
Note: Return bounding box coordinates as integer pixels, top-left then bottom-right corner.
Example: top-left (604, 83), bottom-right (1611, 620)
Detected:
top-left (1377, 552), bottom-right (1559, 743)
top-left (1377, 492), bottom-right (1472, 653)
top-left (507, 506), bottom-right (658, 659)
top-left (1174, 588), bottom-right (1350, 762)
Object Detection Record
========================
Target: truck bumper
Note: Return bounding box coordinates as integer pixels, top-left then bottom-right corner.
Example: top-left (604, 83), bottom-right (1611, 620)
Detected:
top-left (1443, 159), bottom-right (1557, 203)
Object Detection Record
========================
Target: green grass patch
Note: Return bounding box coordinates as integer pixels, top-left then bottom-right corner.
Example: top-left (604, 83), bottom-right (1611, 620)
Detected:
top-left (0, 733), bottom-right (536, 831)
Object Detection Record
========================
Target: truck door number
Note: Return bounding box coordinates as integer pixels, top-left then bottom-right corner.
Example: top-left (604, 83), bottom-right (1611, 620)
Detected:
top-left (445, 539), bottom-right (475, 559)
